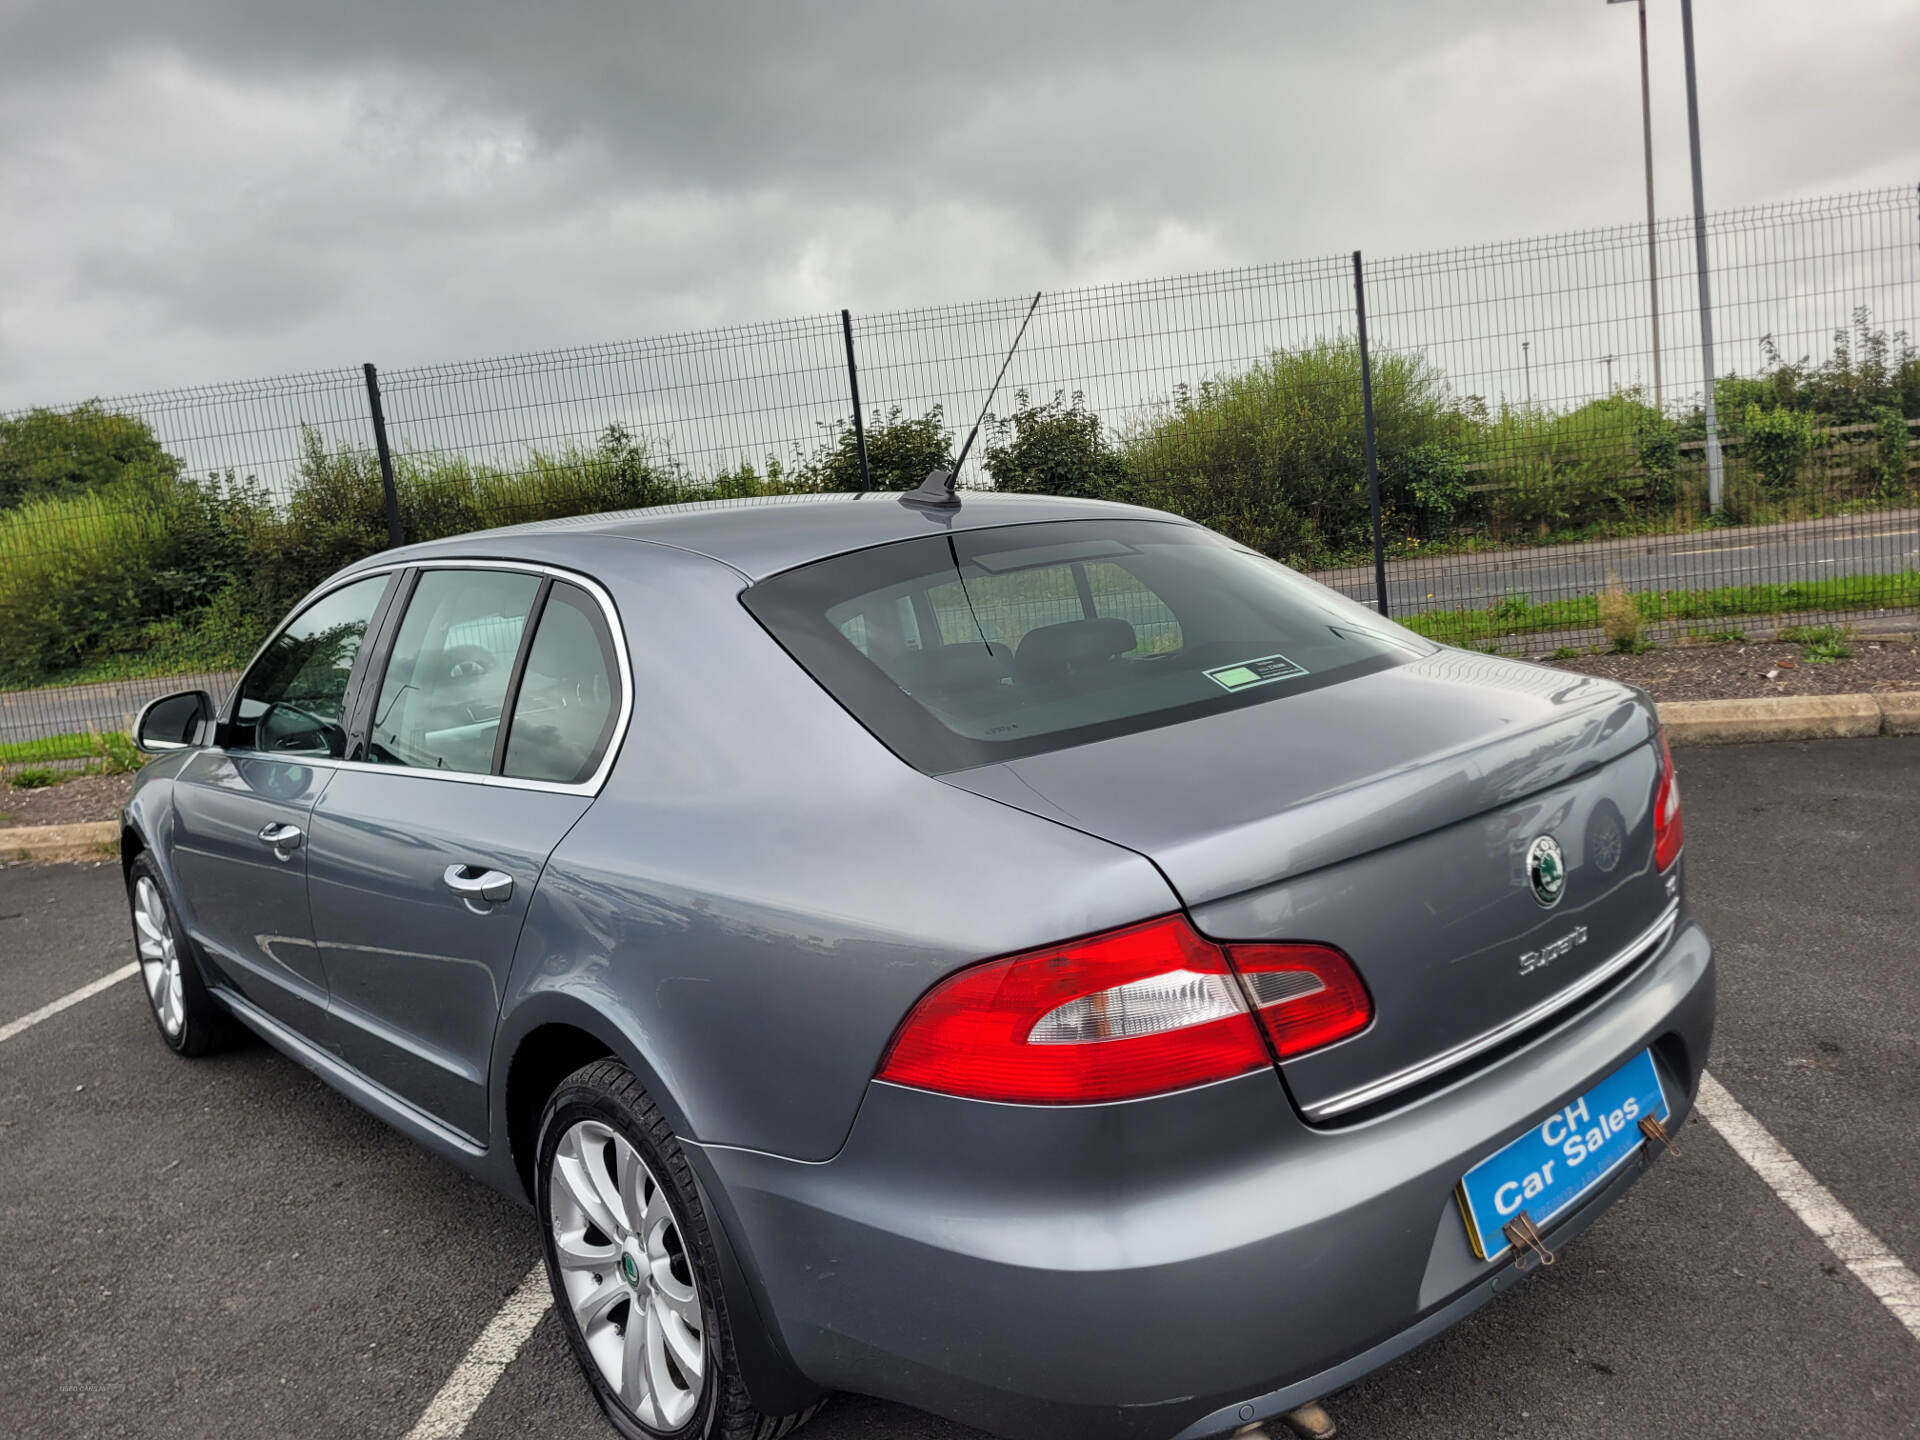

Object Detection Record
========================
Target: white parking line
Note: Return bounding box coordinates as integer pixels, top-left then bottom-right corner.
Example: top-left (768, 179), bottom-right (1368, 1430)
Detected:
top-left (403, 1263), bottom-right (551, 1440)
top-left (0, 964), bottom-right (138, 1045)
top-left (1697, 1070), bottom-right (1920, 1342)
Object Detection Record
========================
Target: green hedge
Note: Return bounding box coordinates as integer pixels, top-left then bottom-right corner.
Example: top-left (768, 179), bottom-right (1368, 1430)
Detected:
top-left (4, 314), bottom-right (1916, 690)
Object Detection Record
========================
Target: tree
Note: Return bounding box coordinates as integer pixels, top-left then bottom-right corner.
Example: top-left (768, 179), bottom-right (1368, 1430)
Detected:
top-left (0, 401), bottom-right (181, 509)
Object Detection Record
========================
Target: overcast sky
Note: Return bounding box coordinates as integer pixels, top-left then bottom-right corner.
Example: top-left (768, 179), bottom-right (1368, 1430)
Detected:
top-left (1, 0), bottom-right (1915, 410)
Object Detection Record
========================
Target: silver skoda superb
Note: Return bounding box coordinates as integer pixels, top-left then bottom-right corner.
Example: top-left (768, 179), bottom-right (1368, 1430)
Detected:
top-left (121, 490), bottom-right (1711, 1440)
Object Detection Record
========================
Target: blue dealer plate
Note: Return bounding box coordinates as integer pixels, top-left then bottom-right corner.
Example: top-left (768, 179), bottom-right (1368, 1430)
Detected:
top-left (1457, 1049), bottom-right (1669, 1261)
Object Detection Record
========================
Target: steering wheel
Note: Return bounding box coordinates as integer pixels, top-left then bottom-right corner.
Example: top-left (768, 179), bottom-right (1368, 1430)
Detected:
top-left (261, 702), bottom-right (339, 756)
top-left (442, 645), bottom-right (496, 682)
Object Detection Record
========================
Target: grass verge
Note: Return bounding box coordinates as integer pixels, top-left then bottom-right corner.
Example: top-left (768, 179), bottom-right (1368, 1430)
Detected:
top-left (0, 730), bottom-right (139, 773)
top-left (1399, 572), bottom-right (1920, 648)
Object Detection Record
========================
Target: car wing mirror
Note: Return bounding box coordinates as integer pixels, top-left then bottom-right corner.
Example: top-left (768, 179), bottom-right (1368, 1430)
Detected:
top-left (133, 690), bottom-right (215, 752)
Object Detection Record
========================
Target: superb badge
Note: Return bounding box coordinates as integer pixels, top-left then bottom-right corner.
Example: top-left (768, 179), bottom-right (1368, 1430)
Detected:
top-left (1526, 835), bottom-right (1567, 908)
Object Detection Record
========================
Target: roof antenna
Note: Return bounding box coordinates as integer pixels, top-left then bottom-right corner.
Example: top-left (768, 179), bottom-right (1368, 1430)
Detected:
top-left (902, 290), bottom-right (1043, 508)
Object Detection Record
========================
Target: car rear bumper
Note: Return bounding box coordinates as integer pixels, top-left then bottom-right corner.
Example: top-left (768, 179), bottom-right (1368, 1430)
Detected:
top-left (690, 917), bottom-right (1714, 1440)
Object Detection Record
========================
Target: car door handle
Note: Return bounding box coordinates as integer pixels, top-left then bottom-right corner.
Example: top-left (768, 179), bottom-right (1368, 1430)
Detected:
top-left (258, 822), bottom-right (303, 854)
top-left (443, 864), bottom-right (513, 907)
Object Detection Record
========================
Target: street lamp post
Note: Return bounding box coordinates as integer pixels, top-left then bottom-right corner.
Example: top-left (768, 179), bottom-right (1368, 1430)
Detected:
top-left (1680, 0), bottom-right (1724, 512)
top-left (1608, 0), bottom-right (1663, 409)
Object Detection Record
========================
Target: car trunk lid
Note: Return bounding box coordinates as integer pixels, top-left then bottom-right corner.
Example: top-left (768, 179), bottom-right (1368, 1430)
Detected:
top-left (942, 651), bottom-right (1677, 1119)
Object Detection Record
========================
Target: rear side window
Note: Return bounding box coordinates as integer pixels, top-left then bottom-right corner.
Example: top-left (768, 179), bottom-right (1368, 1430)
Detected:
top-left (366, 569), bottom-right (542, 774)
top-left (503, 582), bottom-right (621, 785)
top-left (744, 519), bottom-right (1433, 772)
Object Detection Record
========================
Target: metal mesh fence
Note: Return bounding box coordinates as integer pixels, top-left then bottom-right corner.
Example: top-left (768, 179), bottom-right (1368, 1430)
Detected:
top-left (1348, 188), bottom-right (1920, 645)
top-left (2, 184), bottom-right (1915, 769)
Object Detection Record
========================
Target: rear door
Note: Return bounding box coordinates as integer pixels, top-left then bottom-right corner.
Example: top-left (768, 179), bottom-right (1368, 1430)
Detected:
top-left (304, 565), bottom-right (627, 1141)
top-left (168, 572), bottom-right (396, 1033)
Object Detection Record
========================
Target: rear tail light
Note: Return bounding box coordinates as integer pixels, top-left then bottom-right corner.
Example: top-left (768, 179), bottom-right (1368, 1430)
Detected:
top-left (1233, 944), bottom-right (1375, 1060)
top-left (1654, 731), bottom-right (1684, 870)
top-left (875, 915), bottom-right (1372, 1104)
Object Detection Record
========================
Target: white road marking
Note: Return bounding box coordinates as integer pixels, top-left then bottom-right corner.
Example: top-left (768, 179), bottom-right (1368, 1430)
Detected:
top-left (402, 1263), bottom-right (552, 1440)
top-left (1672, 543), bottom-right (1758, 556)
top-left (1696, 1070), bottom-right (1920, 1342)
top-left (0, 964), bottom-right (138, 1045)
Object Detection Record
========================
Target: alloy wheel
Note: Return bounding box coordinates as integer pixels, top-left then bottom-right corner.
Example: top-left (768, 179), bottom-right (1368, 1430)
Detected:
top-left (550, 1119), bottom-right (707, 1431)
top-left (133, 876), bottom-right (185, 1038)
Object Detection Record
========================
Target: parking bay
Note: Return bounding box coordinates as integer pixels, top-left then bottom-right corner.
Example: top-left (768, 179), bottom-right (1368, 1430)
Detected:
top-left (1, 738), bottom-right (1915, 1439)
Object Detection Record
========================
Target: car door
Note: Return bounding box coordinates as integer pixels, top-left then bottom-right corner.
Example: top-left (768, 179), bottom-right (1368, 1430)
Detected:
top-left (305, 565), bottom-right (627, 1142)
top-left (167, 571), bottom-right (398, 1034)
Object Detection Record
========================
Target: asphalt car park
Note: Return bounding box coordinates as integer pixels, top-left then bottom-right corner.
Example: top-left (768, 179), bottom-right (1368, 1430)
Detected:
top-left (2, 737), bottom-right (1917, 1440)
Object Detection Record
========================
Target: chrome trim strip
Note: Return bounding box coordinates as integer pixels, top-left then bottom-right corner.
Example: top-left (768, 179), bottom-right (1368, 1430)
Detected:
top-left (1302, 899), bottom-right (1681, 1122)
top-left (219, 558), bottom-right (634, 799)
top-left (212, 985), bottom-right (486, 1156)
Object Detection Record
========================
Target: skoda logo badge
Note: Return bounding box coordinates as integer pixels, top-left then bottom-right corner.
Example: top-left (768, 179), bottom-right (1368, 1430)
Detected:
top-left (1526, 835), bottom-right (1567, 907)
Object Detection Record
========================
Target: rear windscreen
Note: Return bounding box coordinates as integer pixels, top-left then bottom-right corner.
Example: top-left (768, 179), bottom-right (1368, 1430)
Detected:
top-left (743, 518), bottom-right (1436, 772)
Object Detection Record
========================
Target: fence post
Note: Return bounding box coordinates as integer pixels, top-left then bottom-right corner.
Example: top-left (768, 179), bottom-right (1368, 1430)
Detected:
top-left (1681, 0), bottom-right (1724, 513)
top-left (1352, 252), bottom-right (1389, 618)
top-left (362, 363), bottom-right (404, 548)
top-left (840, 310), bottom-right (872, 492)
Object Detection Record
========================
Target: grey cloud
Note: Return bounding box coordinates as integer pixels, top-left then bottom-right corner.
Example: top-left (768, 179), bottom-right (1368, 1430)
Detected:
top-left (0, 1), bottom-right (1915, 406)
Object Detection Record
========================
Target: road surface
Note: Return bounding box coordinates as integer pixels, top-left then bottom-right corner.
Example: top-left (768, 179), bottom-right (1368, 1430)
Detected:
top-left (1314, 507), bottom-right (1919, 615)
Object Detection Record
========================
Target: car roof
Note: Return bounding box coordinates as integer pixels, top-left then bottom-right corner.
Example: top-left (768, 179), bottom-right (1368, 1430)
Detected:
top-left (367, 491), bottom-right (1194, 582)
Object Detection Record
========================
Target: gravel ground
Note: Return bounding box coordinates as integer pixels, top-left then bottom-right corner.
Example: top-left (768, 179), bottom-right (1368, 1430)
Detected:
top-left (1542, 637), bottom-right (1920, 702)
top-left (0, 771), bottom-right (133, 830)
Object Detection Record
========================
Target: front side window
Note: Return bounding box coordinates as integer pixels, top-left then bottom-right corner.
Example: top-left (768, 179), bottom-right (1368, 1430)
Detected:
top-left (230, 575), bottom-right (390, 758)
top-left (366, 569), bottom-right (541, 774)
top-left (502, 582), bottom-right (621, 784)
top-left (745, 519), bottom-right (1434, 772)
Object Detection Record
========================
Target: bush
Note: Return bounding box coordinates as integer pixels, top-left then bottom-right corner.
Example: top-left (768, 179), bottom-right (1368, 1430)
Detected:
top-left (1477, 393), bottom-right (1673, 534)
top-left (1719, 314), bottom-right (1918, 427)
top-left (1715, 470), bottom-right (1776, 527)
top-left (1122, 340), bottom-right (1461, 565)
top-left (1597, 571), bottom-right (1646, 653)
top-left (1780, 624), bottom-right (1853, 662)
top-left (0, 473), bottom-right (260, 684)
top-left (1715, 375), bottom-right (1780, 417)
top-left (1868, 406), bottom-right (1910, 498)
top-left (1636, 417), bottom-right (1681, 508)
top-left (226, 424), bottom-right (730, 622)
top-left (799, 406), bottom-right (952, 492)
top-left (983, 391), bottom-right (1133, 499)
top-left (1398, 443), bottom-right (1469, 531)
top-left (1741, 403), bottom-right (1816, 492)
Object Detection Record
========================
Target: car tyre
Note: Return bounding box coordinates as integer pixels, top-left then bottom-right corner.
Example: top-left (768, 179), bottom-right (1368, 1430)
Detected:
top-left (126, 853), bottom-right (239, 1057)
top-left (536, 1059), bottom-right (826, 1440)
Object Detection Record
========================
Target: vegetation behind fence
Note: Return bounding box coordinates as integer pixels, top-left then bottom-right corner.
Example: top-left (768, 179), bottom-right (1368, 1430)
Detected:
top-left (2, 184), bottom-right (1916, 758)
